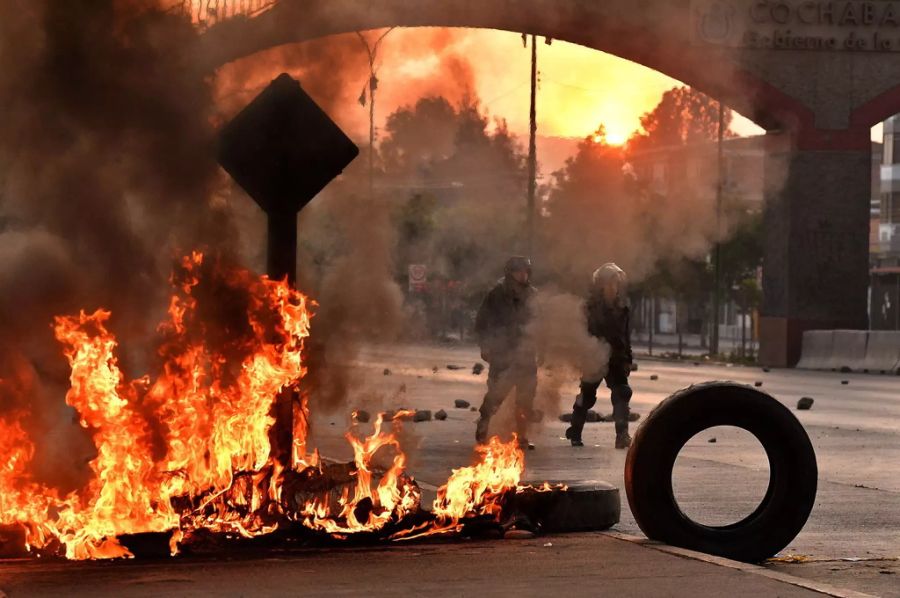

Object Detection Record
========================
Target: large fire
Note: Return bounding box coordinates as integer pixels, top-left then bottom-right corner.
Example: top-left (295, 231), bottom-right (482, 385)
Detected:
top-left (0, 253), bottom-right (525, 559)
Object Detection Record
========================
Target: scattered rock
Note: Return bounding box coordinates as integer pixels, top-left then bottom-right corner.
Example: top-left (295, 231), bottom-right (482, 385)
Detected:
top-left (797, 397), bottom-right (814, 410)
top-left (353, 410), bottom-right (371, 423)
top-left (472, 363), bottom-right (485, 375)
top-left (628, 412), bottom-right (641, 422)
top-left (841, 380), bottom-right (849, 385)
top-left (708, 437), bottom-right (717, 443)
top-left (529, 409), bottom-right (544, 423)
top-left (432, 366), bottom-right (439, 374)
top-left (383, 368), bottom-right (392, 376)
top-left (840, 366), bottom-right (852, 374)
top-left (693, 362), bottom-right (701, 366)
top-left (454, 399), bottom-right (471, 409)
top-left (559, 413), bottom-right (573, 423)
top-left (630, 363), bottom-right (639, 372)
top-left (413, 410), bottom-right (432, 422)
top-left (650, 374), bottom-right (659, 381)
top-left (754, 381), bottom-right (763, 387)
top-left (435, 409), bottom-right (448, 421)
top-left (470, 406), bottom-right (478, 412)
top-left (762, 367), bottom-right (771, 373)
top-left (505, 529), bottom-right (536, 540)
top-left (447, 364), bottom-right (466, 370)
top-left (586, 410), bottom-right (602, 423)
top-left (600, 413), bottom-right (615, 423)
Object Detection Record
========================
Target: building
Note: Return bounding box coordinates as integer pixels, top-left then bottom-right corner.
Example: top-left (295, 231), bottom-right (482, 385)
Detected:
top-left (873, 117), bottom-right (900, 330)
top-left (629, 135), bottom-right (767, 212)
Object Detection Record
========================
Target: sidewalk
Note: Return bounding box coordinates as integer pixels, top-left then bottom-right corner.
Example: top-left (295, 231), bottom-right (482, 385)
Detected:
top-left (632, 331), bottom-right (758, 358)
top-left (0, 533), bottom-right (872, 597)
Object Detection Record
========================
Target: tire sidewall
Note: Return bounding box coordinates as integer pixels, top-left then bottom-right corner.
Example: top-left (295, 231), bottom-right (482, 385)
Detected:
top-left (624, 382), bottom-right (818, 563)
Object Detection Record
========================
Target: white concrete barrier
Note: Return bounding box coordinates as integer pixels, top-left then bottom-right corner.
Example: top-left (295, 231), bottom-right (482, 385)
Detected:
top-left (862, 331), bottom-right (900, 373)
top-left (797, 329), bottom-right (900, 372)
top-left (795, 330), bottom-right (835, 370)
top-left (828, 330), bottom-right (870, 371)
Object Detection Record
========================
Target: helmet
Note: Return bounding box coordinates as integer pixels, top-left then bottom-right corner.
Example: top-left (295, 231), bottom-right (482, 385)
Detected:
top-left (504, 256), bottom-right (532, 277)
top-left (592, 263), bottom-right (627, 302)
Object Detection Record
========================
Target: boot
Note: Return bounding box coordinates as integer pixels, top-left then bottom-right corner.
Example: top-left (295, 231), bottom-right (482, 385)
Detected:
top-left (566, 401), bottom-right (588, 447)
top-left (611, 386), bottom-right (632, 450)
top-left (475, 416), bottom-right (490, 445)
top-left (565, 426), bottom-right (584, 447)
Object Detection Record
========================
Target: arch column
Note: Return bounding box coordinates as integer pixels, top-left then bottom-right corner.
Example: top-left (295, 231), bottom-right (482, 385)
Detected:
top-left (759, 126), bottom-right (872, 367)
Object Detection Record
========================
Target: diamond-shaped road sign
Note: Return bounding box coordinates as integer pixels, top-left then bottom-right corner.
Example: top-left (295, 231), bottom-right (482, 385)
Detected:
top-left (218, 72), bottom-right (359, 215)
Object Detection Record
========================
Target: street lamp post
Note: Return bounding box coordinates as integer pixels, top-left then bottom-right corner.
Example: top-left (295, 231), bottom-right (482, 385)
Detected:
top-left (711, 101), bottom-right (725, 357)
top-left (357, 28), bottom-right (394, 200)
top-left (526, 34), bottom-right (538, 257)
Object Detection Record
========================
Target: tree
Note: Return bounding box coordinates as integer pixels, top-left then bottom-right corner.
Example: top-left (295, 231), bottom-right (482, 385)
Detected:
top-left (378, 96), bottom-right (529, 333)
top-left (627, 86), bottom-right (733, 154)
top-left (540, 126), bottom-right (637, 293)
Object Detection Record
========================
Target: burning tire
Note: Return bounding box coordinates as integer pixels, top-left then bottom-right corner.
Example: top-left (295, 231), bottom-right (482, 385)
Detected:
top-left (509, 482), bottom-right (620, 533)
top-left (624, 382), bottom-right (817, 563)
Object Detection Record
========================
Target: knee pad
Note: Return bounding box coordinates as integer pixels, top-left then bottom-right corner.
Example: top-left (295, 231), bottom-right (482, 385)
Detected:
top-left (575, 390), bottom-right (598, 410)
top-left (612, 385), bottom-right (633, 403)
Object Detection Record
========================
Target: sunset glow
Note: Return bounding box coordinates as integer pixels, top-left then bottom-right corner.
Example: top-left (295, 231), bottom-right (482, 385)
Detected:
top-left (217, 28), bottom-right (765, 147)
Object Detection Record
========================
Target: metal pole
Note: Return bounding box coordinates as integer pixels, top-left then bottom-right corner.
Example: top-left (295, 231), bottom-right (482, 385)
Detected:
top-left (267, 208), bottom-right (298, 469)
top-left (369, 67), bottom-right (376, 200)
top-left (357, 29), bottom-right (394, 201)
top-left (741, 301), bottom-right (747, 358)
top-left (711, 102), bottom-right (725, 356)
top-left (527, 34), bottom-right (538, 257)
top-left (677, 300), bottom-right (684, 358)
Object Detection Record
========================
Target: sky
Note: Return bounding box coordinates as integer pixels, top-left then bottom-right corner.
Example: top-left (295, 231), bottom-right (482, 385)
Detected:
top-left (217, 26), bottom-right (882, 173)
top-left (365, 28), bottom-right (766, 144)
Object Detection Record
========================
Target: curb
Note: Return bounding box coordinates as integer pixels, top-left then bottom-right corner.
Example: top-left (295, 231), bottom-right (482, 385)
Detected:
top-left (603, 531), bottom-right (876, 598)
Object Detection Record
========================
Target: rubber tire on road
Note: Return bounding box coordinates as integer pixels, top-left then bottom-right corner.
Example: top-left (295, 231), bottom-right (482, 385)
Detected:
top-left (510, 482), bottom-right (620, 533)
top-left (624, 382), bottom-right (817, 563)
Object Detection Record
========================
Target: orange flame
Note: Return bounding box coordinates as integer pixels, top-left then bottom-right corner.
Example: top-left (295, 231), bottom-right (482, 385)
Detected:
top-left (299, 412), bottom-right (421, 535)
top-left (0, 252), bottom-right (533, 558)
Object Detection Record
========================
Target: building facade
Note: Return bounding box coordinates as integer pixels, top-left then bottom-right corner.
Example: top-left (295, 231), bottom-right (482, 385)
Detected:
top-left (629, 134), bottom-right (886, 349)
top-left (873, 117), bottom-right (900, 330)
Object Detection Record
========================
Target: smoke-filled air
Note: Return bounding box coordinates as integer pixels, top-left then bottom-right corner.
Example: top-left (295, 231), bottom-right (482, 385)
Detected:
top-left (0, 0), bottom-right (763, 560)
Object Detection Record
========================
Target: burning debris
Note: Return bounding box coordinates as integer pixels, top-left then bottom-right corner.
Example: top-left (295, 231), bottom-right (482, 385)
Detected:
top-left (0, 254), bottom-right (567, 560)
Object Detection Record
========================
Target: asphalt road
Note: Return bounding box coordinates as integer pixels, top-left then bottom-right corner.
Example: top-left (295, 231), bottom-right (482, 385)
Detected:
top-left (311, 342), bottom-right (900, 596)
top-left (2, 342), bottom-right (898, 596)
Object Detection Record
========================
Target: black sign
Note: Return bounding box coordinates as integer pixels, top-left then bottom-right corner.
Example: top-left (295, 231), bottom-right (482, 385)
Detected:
top-left (218, 73), bottom-right (359, 214)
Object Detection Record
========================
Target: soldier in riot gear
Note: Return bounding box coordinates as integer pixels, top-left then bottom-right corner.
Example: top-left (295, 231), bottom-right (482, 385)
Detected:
top-left (474, 256), bottom-right (537, 450)
top-left (565, 263), bottom-right (634, 449)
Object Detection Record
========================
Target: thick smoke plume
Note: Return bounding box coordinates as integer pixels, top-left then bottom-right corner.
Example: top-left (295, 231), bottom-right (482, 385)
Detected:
top-left (217, 29), bottom-right (753, 420)
top-left (218, 29), bottom-right (479, 416)
top-left (0, 0), bottom-right (228, 489)
top-left (215, 28), bottom-right (476, 137)
top-left (527, 289), bottom-right (611, 417)
top-left (300, 189), bottom-right (407, 415)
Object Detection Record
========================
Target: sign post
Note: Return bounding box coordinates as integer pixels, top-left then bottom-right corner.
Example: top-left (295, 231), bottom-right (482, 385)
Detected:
top-left (218, 73), bottom-right (359, 468)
